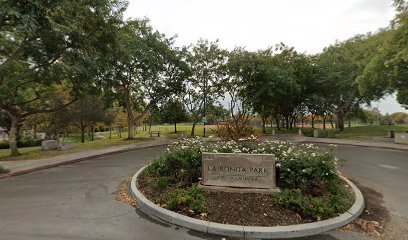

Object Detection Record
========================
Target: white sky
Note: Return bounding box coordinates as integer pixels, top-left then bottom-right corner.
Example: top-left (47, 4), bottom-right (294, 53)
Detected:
top-left (125, 0), bottom-right (407, 114)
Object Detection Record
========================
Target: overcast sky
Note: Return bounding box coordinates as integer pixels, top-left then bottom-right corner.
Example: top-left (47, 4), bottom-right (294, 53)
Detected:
top-left (125, 0), bottom-right (407, 114)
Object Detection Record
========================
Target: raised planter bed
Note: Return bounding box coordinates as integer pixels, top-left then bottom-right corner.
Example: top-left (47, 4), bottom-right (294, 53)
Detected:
top-left (130, 165), bottom-right (364, 239)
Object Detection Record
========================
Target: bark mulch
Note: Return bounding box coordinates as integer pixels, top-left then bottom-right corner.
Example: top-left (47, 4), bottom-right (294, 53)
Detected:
top-left (203, 191), bottom-right (313, 226)
top-left (137, 175), bottom-right (313, 227)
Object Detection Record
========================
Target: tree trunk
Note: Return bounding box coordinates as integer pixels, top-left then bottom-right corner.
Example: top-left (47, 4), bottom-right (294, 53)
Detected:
top-left (33, 123), bottom-right (37, 139)
top-left (262, 116), bottom-right (266, 133)
top-left (109, 125), bottom-right (112, 139)
top-left (289, 117), bottom-right (293, 130)
top-left (311, 115), bottom-right (315, 129)
top-left (127, 116), bottom-right (134, 140)
top-left (91, 124), bottom-right (94, 141)
top-left (275, 118), bottom-right (280, 130)
top-left (285, 116), bottom-right (289, 130)
top-left (191, 120), bottom-right (197, 136)
top-left (9, 116), bottom-right (21, 156)
top-left (301, 116), bottom-right (304, 128)
top-left (336, 111), bottom-right (345, 131)
top-left (81, 127), bottom-right (85, 143)
top-left (348, 117), bottom-right (351, 128)
top-left (323, 116), bottom-right (326, 130)
top-left (330, 116), bottom-right (334, 129)
top-left (174, 122), bottom-right (177, 133)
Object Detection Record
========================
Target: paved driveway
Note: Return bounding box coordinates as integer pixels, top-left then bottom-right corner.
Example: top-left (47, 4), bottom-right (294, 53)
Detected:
top-left (0, 145), bottom-right (406, 240)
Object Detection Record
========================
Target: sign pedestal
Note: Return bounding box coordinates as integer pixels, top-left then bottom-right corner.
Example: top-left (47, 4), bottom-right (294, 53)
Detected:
top-left (201, 152), bottom-right (280, 194)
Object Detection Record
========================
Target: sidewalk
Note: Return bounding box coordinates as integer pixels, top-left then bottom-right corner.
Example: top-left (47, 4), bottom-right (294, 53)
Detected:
top-left (261, 134), bottom-right (408, 151)
top-left (0, 137), bottom-right (171, 178)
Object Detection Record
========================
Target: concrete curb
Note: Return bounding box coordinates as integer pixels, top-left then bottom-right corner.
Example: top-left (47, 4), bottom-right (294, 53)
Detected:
top-left (130, 165), bottom-right (365, 239)
top-left (302, 140), bottom-right (408, 152)
top-left (0, 142), bottom-right (169, 179)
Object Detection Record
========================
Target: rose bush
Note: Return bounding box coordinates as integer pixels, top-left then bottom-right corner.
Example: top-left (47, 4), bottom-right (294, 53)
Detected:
top-left (141, 136), bottom-right (354, 220)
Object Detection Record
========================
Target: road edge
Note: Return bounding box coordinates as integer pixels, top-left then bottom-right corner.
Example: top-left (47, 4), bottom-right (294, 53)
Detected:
top-left (0, 142), bottom-right (169, 179)
top-left (302, 140), bottom-right (408, 152)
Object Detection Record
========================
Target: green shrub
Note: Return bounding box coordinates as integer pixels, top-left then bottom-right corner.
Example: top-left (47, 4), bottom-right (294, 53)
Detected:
top-left (0, 139), bottom-right (42, 149)
top-left (276, 149), bottom-right (338, 193)
top-left (151, 137), bottom-right (340, 193)
top-left (158, 184), bottom-right (209, 214)
top-left (144, 137), bottom-right (350, 219)
top-left (145, 146), bottom-right (201, 186)
top-left (0, 166), bottom-right (10, 174)
top-left (326, 129), bottom-right (340, 138)
top-left (301, 128), bottom-right (314, 137)
top-left (155, 177), bottom-right (170, 190)
top-left (274, 182), bottom-right (354, 220)
top-left (301, 129), bottom-right (339, 138)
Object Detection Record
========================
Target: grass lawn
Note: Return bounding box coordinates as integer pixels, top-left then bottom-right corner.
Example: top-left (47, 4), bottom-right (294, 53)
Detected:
top-left (0, 124), bottom-right (211, 162)
top-left (332, 125), bottom-right (408, 140)
top-left (0, 137), bottom-right (153, 162)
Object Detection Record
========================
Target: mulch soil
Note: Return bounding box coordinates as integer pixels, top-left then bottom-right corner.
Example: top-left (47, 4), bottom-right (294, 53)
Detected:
top-left (203, 191), bottom-right (313, 226)
top-left (137, 175), bottom-right (313, 226)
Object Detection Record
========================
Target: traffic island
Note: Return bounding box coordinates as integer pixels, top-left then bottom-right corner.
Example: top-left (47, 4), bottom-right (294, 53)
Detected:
top-left (130, 137), bottom-right (364, 238)
top-left (131, 167), bottom-right (364, 238)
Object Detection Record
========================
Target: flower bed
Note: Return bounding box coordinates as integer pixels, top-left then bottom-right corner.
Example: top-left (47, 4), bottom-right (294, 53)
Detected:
top-left (138, 136), bottom-right (354, 225)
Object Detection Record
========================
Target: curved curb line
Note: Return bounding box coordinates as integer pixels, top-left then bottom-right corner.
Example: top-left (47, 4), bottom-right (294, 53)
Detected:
top-left (130, 166), bottom-right (364, 239)
top-left (0, 142), bottom-right (169, 179)
top-left (302, 140), bottom-right (408, 152)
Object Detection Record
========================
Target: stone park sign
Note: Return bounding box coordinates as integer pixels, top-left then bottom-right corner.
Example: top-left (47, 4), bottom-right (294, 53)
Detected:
top-left (201, 152), bottom-right (280, 193)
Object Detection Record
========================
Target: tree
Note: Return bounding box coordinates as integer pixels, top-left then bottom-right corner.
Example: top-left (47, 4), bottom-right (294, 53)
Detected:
top-left (101, 19), bottom-right (187, 140)
top-left (355, 0), bottom-right (408, 108)
top-left (184, 39), bottom-right (227, 136)
top-left (0, 0), bottom-right (126, 155)
top-left (103, 108), bottom-right (117, 139)
top-left (390, 112), bottom-right (408, 124)
top-left (144, 105), bottom-right (162, 133)
top-left (318, 39), bottom-right (368, 131)
top-left (69, 96), bottom-right (106, 143)
top-left (205, 103), bottom-right (229, 125)
top-left (239, 45), bottom-right (304, 130)
top-left (160, 99), bottom-right (188, 133)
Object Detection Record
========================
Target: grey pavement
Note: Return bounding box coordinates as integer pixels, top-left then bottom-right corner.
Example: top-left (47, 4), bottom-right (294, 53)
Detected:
top-left (336, 145), bottom-right (408, 240)
top-left (2, 144), bottom-right (400, 240)
top-left (0, 137), bottom-right (170, 174)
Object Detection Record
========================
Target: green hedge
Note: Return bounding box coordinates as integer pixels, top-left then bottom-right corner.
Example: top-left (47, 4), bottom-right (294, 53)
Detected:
top-left (301, 128), bottom-right (314, 137)
top-left (301, 128), bottom-right (339, 138)
top-left (0, 139), bottom-right (42, 149)
top-left (0, 166), bottom-right (10, 174)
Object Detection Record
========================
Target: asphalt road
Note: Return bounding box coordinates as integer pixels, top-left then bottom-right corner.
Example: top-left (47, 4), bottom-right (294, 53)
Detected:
top-left (0, 145), bottom-right (406, 240)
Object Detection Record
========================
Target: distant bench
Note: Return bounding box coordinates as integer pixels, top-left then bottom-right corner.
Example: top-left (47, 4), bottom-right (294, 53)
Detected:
top-left (149, 131), bottom-right (161, 137)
